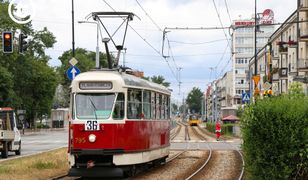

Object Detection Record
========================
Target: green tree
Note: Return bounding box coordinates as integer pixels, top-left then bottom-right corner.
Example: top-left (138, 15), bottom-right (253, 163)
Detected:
top-left (171, 103), bottom-right (178, 114)
top-left (150, 75), bottom-right (170, 87)
top-left (186, 87), bottom-right (203, 114)
top-left (56, 48), bottom-right (109, 107)
top-left (0, 66), bottom-right (14, 106)
top-left (0, 1), bottom-right (58, 127)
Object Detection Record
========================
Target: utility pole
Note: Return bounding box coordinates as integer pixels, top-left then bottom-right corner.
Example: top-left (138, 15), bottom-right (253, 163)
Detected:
top-left (177, 67), bottom-right (183, 96)
top-left (252, 0), bottom-right (261, 98)
top-left (71, 0), bottom-right (75, 57)
top-left (254, 0), bottom-right (257, 75)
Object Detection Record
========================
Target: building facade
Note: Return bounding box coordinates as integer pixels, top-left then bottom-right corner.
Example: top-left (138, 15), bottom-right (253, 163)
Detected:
top-left (250, 3), bottom-right (308, 96)
top-left (205, 3), bottom-right (308, 121)
top-left (232, 10), bottom-right (276, 105)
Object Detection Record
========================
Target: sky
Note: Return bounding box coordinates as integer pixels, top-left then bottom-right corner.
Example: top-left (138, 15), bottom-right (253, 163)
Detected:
top-left (17, 0), bottom-right (297, 102)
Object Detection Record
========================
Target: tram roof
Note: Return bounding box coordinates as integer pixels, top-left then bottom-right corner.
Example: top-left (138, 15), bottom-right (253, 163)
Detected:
top-left (72, 70), bottom-right (171, 95)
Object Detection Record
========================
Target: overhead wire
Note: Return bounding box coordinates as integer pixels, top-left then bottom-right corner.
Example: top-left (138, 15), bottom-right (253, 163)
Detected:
top-left (212, 0), bottom-right (232, 79)
top-left (101, 0), bottom-right (179, 81)
top-left (218, 56), bottom-right (232, 77)
top-left (224, 0), bottom-right (232, 24)
top-left (134, 0), bottom-right (179, 81)
top-left (135, 0), bottom-right (163, 32)
top-left (168, 38), bottom-right (227, 45)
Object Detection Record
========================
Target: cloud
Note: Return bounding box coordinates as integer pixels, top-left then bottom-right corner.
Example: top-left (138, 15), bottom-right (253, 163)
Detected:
top-left (28, 0), bottom-right (297, 98)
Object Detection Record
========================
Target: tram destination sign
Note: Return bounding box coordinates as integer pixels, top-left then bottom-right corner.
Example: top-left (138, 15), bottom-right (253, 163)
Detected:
top-left (79, 82), bottom-right (113, 90)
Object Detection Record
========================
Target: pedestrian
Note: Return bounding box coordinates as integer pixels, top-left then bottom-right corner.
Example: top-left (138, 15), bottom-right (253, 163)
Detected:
top-left (215, 120), bottom-right (221, 141)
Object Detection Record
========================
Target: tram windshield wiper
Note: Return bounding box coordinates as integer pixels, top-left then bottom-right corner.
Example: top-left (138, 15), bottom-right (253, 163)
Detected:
top-left (89, 97), bottom-right (98, 120)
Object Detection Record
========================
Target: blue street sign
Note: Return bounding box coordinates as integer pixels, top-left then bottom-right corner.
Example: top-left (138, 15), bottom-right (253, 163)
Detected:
top-left (242, 92), bottom-right (250, 103)
top-left (66, 66), bottom-right (81, 81)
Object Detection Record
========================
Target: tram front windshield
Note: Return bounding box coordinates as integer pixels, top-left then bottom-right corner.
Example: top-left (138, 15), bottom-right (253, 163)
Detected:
top-left (75, 93), bottom-right (116, 120)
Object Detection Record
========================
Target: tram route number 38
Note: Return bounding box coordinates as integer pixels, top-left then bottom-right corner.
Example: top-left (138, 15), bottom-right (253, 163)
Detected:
top-left (85, 120), bottom-right (100, 131)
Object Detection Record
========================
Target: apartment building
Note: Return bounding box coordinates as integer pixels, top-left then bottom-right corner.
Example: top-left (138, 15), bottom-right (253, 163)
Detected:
top-left (205, 71), bottom-right (234, 121)
top-left (205, 4), bottom-right (308, 121)
top-left (232, 9), bottom-right (276, 104)
top-left (250, 3), bottom-right (308, 95)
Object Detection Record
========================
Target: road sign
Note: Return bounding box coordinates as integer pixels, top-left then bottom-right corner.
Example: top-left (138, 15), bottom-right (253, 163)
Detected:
top-left (66, 66), bottom-right (81, 81)
top-left (263, 82), bottom-right (272, 91)
top-left (242, 92), bottom-right (250, 103)
top-left (252, 75), bottom-right (260, 86)
top-left (69, 57), bottom-right (78, 66)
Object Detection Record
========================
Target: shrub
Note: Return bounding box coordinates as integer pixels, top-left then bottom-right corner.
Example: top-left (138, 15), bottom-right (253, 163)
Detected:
top-left (241, 96), bottom-right (308, 179)
top-left (36, 123), bottom-right (50, 129)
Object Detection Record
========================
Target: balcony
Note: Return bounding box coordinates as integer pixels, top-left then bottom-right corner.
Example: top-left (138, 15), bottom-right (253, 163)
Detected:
top-left (299, 0), bottom-right (308, 11)
top-left (287, 40), bottom-right (298, 48)
top-left (278, 45), bottom-right (288, 54)
top-left (272, 73), bottom-right (279, 81)
top-left (298, 59), bottom-right (308, 70)
top-left (300, 29), bottom-right (308, 41)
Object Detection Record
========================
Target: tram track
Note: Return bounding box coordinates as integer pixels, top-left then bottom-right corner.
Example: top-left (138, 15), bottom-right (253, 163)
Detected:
top-left (184, 124), bottom-right (244, 180)
top-left (52, 122), bottom-right (244, 180)
top-left (170, 122), bottom-right (182, 140)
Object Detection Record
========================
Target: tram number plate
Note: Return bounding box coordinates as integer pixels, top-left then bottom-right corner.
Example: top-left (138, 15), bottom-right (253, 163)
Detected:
top-left (85, 120), bottom-right (100, 131)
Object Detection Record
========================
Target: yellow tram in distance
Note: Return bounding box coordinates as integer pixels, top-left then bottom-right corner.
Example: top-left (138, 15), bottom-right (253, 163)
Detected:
top-left (188, 114), bottom-right (201, 126)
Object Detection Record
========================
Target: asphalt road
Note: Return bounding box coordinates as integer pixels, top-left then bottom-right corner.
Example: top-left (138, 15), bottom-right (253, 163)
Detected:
top-left (0, 129), bottom-right (241, 161)
top-left (0, 129), bottom-right (68, 161)
top-left (170, 139), bottom-right (242, 150)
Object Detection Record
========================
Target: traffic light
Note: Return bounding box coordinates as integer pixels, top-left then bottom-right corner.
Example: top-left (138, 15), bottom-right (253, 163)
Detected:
top-left (2, 32), bottom-right (13, 53)
top-left (19, 33), bottom-right (28, 53)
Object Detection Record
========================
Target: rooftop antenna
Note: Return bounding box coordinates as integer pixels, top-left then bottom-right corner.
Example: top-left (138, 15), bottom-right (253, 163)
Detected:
top-left (90, 12), bottom-right (135, 69)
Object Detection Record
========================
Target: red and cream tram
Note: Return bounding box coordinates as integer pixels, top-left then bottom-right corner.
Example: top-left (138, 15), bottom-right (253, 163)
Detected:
top-left (68, 69), bottom-right (171, 177)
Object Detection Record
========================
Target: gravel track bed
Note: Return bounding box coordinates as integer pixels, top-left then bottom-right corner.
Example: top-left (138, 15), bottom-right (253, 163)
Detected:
top-left (188, 126), bottom-right (201, 141)
top-left (190, 150), bottom-right (243, 180)
top-left (172, 124), bottom-right (187, 141)
top-left (132, 151), bottom-right (209, 180)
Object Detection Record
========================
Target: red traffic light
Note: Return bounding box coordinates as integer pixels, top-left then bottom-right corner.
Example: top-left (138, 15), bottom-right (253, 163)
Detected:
top-left (4, 33), bottom-right (11, 39)
top-left (2, 32), bottom-right (13, 53)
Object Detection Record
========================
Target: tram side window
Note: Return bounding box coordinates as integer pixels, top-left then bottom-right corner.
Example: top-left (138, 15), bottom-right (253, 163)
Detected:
top-left (161, 95), bottom-right (165, 119)
top-left (166, 96), bottom-right (170, 119)
top-left (151, 92), bottom-right (156, 119)
top-left (143, 90), bottom-right (151, 119)
top-left (156, 93), bottom-right (161, 120)
top-left (113, 93), bottom-right (125, 120)
top-left (127, 89), bottom-right (142, 119)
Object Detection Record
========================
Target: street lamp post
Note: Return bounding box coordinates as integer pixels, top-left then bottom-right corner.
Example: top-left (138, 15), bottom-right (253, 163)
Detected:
top-left (78, 21), bottom-right (100, 68)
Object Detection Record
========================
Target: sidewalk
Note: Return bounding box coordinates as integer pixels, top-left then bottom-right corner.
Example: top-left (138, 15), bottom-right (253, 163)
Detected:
top-left (20, 128), bottom-right (66, 136)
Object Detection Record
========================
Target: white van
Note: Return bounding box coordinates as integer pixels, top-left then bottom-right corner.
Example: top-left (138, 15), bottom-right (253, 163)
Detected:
top-left (0, 107), bottom-right (21, 158)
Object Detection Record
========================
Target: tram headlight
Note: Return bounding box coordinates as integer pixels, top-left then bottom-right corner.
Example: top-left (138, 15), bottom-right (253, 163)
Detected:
top-left (88, 134), bottom-right (96, 143)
